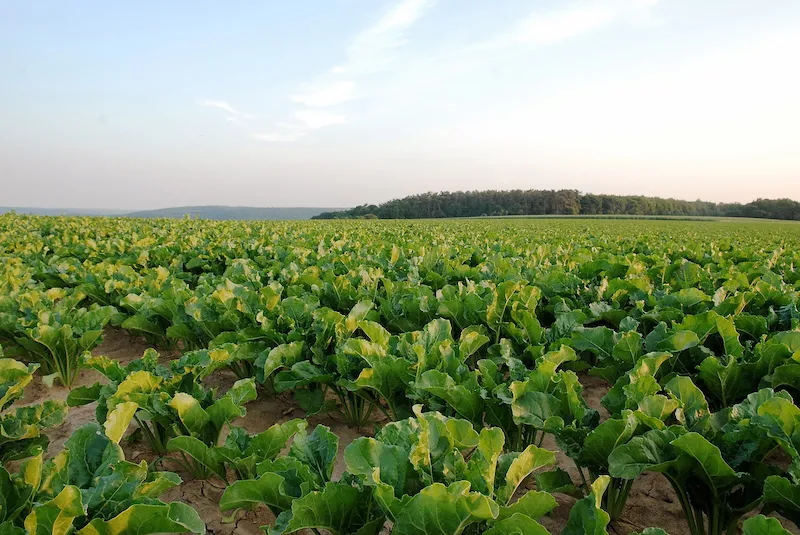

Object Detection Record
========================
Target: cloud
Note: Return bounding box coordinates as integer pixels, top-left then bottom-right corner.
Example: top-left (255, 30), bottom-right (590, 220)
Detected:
top-left (252, 111), bottom-right (346, 143)
top-left (291, 80), bottom-right (357, 108)
top-left (333, 0), bottom-right (436, 75)
top-left (255, 0), bottom-right (434, 142)
top-left (200, 100), bottom-right (256, 119)
top-left (294, 110), bottom-right (347, 130)
top-left (290, 0), bottom-right (435, 108)
top-left (368, 0), bottom-right (663, 114)
top-left (252, 131), bottom-right (306, 142)
top-left (483, 0), bottom-right (661, 49)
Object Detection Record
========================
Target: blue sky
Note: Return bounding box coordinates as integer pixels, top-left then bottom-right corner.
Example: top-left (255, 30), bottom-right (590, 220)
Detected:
top-left (1, 0), bottom-right (799, 210)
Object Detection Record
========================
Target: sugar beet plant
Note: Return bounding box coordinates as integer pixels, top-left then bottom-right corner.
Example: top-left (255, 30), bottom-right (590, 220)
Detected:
top-left (0, 355), bottom-right (67, 463)
top-left (220, 409), bottom-right (672, 535)
top-left (68, 349), bottom-right (257, 480)
top-left (0, 351), bottom-right (204, 534)
top-left (0, 287), bottom-right (118, 387)
top-left (608, 379), bottom-right (800, 535)
top-left (0, 422), bottom-right (204, 534)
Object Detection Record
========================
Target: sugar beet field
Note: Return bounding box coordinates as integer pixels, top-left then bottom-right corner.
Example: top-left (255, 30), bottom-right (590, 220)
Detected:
top-left (1, 214), bottom-right (799, 535)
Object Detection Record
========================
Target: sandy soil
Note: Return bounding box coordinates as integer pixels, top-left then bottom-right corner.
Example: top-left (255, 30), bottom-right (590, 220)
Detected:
top-left (15, 328), bottom-right (800, 535)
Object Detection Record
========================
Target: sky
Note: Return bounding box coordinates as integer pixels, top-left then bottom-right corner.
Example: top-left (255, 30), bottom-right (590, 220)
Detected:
top-left (1, 0), bottom-right (799, 210)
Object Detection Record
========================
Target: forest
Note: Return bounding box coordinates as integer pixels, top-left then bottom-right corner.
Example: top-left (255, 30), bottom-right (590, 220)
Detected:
top-left (312, 190), bottom-right (800, 220)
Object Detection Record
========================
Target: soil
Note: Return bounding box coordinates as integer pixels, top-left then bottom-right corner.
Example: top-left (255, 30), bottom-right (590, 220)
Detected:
top-left (15, 328), bottom-right (800, 535)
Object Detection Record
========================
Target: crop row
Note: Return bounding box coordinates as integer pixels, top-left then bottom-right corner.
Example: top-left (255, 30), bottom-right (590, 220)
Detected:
top-left (0, 215), bottom-right (798, 534)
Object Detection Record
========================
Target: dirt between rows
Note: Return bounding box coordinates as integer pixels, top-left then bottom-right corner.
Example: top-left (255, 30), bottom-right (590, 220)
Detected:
top-left (17, 328), bottom-right (800, 535)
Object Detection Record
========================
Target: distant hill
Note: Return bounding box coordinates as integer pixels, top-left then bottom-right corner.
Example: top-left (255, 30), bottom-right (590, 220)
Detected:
top-left (0, 207), bottom-right (128, 216)
top-left (1, 206), bottom-right (342, 220)
top-left (124, 206), bottom-right (341, 220)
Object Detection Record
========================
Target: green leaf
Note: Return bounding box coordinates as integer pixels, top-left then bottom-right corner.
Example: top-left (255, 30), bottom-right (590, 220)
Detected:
top-left (109, 371), bottom-right (162, 407)
top-left (76, 502), bottom-right (206, 535)
top-left (733, 315), bottom-right (769, 340)
top-left (273, 362), bottom-right (332, 392)
top-left (534, 469), bottom-right (581, 498)
top-left (762, 476), bottom-right (800, 527)
top-left (0, 358), bottom-right (37, 411)
top-left (357, 320), bottom-right (392, 347)
top-left (697, 356), bottom-right (745, 409)
top-left (104, 402), bottom-right (138, 444)
top-left (561, 476), bottom-right (611, 535)
top-left (664, 376), bottom-right (709, 428)
top-left (245, 419), bottom-right (307, 461)
top-left (551, 310), bottom-right (586, 340)
top-left (166, 436), bottom-right (227, 481)
top-left (669, 432), bottom-right (736, 482)
top-left (206, 378), bottom-right (257, 432)
top-left (602, 352), bottom-right (671, 416)
top-left (67, 383), bottom-right (104, 407)
top-left (528, 346), bottom-right (578, 391)
top-left (0, 462), bottom-right (35, 526)
top-left (504, 386), bottom-right (563, 431)
top-left (657, 330), bottom-right (700, 353)
top-left (754, 397), bottom-right (800, 458)
top-left (80, 460), bottom-right (149, 520)
top-left (134, 471), bottom-right (182, 499)
top-left (284, 482), bottom-right (376, 535)
top-left (64, 423), bottom-right (124, 489)
top-left (714, 315), bottom-right (744, 358)
top-left (255, 342), bottom-right (305, 384)
top-left (772, 362), bottom-right (800, 392)
top-left (580, 413), bottom-right (638, 470)
top-left (497, 490), bottom-right (557, 521)
top-left (484, 514), bottom-right (551, 535)
top-left (344, 436), bottom-right (411, 501)
top-left (348, 355), bottom-right (412, 418)
top-left (220, 472), bottom-right (293, 513)
top-left (637, 395), bottom-right (678, 423)
top-left (458, 327), bottom-right (490, 359)
top-left (23, 485), bottom-right (84, 535)
top-left (0, 522), bottom-right (25, 535)
top-left (416, 370), bottom-right (483, 424)
top-left (120, 315), bottom-right (164, 338)
top-left (678, 311), bottom-right (719, 342)
top-left (168, 394), bottom-right (211, 436)
top-left (290, 425), bottom-right (338, 484)
top-left (392, 482), bottom-right (499, 535)
top-left (496, 445), bottom-right (555, 505)
top-left (608, 427), bottom-right (684, 480)
top-left (572, 327), bottom-right (616, 362)
top-left (612, 331), bottom-right (643, 369)
top-left (742, 515), bottom-right (793, 535)
top-left (0, 399), bottom-right (67, 463)
top-left (464, 428), bottom-right (505, 496)
top-left (84, 356), bottom-right (127, 384)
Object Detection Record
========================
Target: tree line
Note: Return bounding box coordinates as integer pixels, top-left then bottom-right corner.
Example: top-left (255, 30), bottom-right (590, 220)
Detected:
top-left (311, 190), bottom-right (800, 221)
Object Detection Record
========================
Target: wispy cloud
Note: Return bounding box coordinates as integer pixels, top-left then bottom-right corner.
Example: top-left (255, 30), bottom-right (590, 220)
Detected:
top-left (332, 0), bottom-right (435, 75)
top-left (255, 0), bottom-right (435, 142)
top-left (200, 100), bottom-right (256, 120)
top-left (294, 110), bottom-right (347, 129)
top-left (242, 0), bottom-right (659, 143)
top-left (251, 110), bottom-right (346, 143)
top-left (252, 131), bottom-right (305, 142)
top-left (291, 80), bottom-right (357, 108)
top-left (482, 0), bottom-right (660, 49)
top-left (371, 0), bottom-right (662, 111)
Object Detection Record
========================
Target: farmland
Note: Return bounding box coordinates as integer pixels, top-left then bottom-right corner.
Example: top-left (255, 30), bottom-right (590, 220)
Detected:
top-left (1, 214), bottom-right (799, 535)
